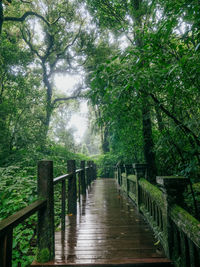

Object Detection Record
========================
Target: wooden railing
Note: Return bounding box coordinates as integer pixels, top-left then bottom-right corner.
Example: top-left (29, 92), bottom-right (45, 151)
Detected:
top-left (0, 159), bottom-right (96, 267)
top-left (115, 163), bottom-right (200, 267)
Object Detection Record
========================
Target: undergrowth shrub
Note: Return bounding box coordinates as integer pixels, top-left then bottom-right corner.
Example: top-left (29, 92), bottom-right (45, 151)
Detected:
top-left (96, 153), bottom-right (119, 178)
top-left (184, 182), bottom-right (200, 219)
top-left (0, 145), bottom-right (89, 266)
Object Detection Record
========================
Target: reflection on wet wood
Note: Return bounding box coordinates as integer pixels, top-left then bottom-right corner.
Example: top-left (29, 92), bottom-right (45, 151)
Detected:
top-left (32, 179), bottom-right (172, 266)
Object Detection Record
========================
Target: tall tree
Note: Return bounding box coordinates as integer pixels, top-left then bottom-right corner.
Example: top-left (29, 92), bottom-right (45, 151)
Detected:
top-left (84, 0), bottom-right (158, 180)
top-left (84, 0), bottom-right (200, 179)
top-left (19, 0), bottom-right (87, 144)
top-left (0, 0), bottom-right (95, 156)
top-left (0, 23), bottom-right (43, 160)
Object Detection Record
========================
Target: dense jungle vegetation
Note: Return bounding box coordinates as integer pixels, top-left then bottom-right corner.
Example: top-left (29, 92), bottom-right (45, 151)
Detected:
top-left (0, 0), bottom-right (200, 265)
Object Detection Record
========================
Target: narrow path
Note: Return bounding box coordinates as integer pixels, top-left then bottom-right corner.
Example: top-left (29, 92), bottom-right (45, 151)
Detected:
top-left (36, 179), bottom-right (172, 266)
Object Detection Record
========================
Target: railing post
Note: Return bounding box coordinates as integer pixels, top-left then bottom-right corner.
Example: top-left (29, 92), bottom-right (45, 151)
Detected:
top-left (0, 229), bottom-right (13, 267)
top-left (37, 160), bottom-right (55, 262)
top-left (133, 163), bottom-right (147, 208)
top-left (87, 161), bottom-right (91, 186)
top-left (156, 176), bottom-right (189, 258)
top-left (61, 178), bottom-right (66, 242)
top-left (67, 160), bottom-right (77, 215)
top-left (81, 161), bottom-right (86, 195)
top-left (116, 162), bottom-right (122, 186)
top-left (117, 165), bottom-right (119, 182)
top-left (94, 163), bottom-right (97, 180)
top-left (91, 161), bottom-right (96, 181)
top-left (124, 164), bottom-right (129, 193)
top-left (78, 171), bottom-right (81, 202)
top-left (90, 162), bottom-right (94, 181)
top-left (85, 162), bottom-right (88, 188)
top-left (89, 161), bottom-right (92, 184)
top-left (117, 165), bottom-right (121, 185)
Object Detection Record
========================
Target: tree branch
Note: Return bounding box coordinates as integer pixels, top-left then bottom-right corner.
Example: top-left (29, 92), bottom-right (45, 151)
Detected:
top-left (0, 1), bottom-right (3, 34)
top-left (48, 22), bottom-right (84, 76)
top-left (43, 32), bottom-right (54, 62)
top-left (149, 93), bottom-right (200, 147)
top-left (53, 95), bottom-right (79, 105)
top-left (52, 83), bottom-right (86, 107)
top-left (51, 11), bottom-right (67, 25)
top-left (21, 27), bottom-right (43, 60)
top-left (20, 0), bottom-right (32, 3)
top-left (4, 11), bottom-right (50, 26)
top-left (100, 1), bottom-right (134, 46)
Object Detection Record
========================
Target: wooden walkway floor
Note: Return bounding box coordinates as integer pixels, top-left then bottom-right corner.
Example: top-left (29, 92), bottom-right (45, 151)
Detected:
top-left (33, 179), bottom-right (172, 266)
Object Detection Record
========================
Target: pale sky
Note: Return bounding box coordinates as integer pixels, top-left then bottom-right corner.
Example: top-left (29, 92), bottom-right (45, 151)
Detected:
top-left (54, 74), bottom-right (88, 143)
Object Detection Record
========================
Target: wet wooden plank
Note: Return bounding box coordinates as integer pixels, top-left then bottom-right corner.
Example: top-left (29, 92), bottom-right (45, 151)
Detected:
top-left (32, 260), bottom-right (172, 266)
top-left (32, 179), bottom-right (172, 266)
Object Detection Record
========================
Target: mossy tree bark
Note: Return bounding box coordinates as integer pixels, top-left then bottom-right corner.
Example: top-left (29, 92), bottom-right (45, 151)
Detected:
top-left (141, 96), bottom-right (157, 182)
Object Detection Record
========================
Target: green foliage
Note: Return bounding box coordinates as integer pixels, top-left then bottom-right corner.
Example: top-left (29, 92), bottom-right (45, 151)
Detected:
top-left (0, 144), bottom-right (90, 266)
top-left (85, 0), bottom-right (200, 180)
top-left (81, 143), bottom-right (89, 156)
top-left (96, 152), bottom-right (119, 178)
top-left (85, 0), bottom-right (127, 31)
top-left (184, 183), bottom-right (200, 217)
top-left (1, 0), bottom-right (200, 264)
top-left (36, 248), bottom-right (50, 263)
top-left (0, 166), bottom-right (37, 220)
top-left (49, 104), bottom-right (78, 153)
top-left (0, 165), bottom-right (37, 266)
top-left (12, 216), bottom-right (37, 267)
top-left (0, 29), bottom-right (44, 161)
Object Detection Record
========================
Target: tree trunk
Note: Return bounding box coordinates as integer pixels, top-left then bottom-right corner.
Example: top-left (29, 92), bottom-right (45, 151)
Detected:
top-left (0, 1), bottom-right (3, 34)
top-left (150, 93), bottom-right (200, 165)
top-left (154, 104), bottom-right (186, 168)
top-left (102, 124), bottom-right (110, 153)
top-left (40, 62), bottom-right (53, 148)
top-left (44, 103), bottom-right (52, 137)
top-left (141, 96), bottom-right (157, 183)
top-left (154, 104), bottom-right (164, 132)
top-left (130, 0), bottom-right (157, 182)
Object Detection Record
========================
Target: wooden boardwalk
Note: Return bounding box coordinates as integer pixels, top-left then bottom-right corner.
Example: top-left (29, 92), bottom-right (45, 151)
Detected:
top-left (33, 179), bottom-right (172, 266)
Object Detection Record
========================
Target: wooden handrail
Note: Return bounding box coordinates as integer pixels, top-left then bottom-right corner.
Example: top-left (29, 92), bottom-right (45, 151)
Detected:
top-left (75, 168), bottom-right (83, 173)
top-left (53, 172), bottom-right (72, 184)
top-left (115, 163), bottom-right (200, 267)
top-left (0, 199), bottom-right (47, 267)
top-left (53, 168), bottom-right (86, 185)
top-left (170, 204), bottom-right (200, 248)
top-left (0, 159), bottom-right (97, 267)
top-left (0, 199), bottom-right (47, 237)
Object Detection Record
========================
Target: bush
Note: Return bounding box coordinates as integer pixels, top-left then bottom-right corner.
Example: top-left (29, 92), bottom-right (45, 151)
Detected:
top-left (184, 182), bottom-right (200, 219)
top-left (0, 145), bottom-right (91, 266)
top-left (95, 152), bottom-right (120, 178)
